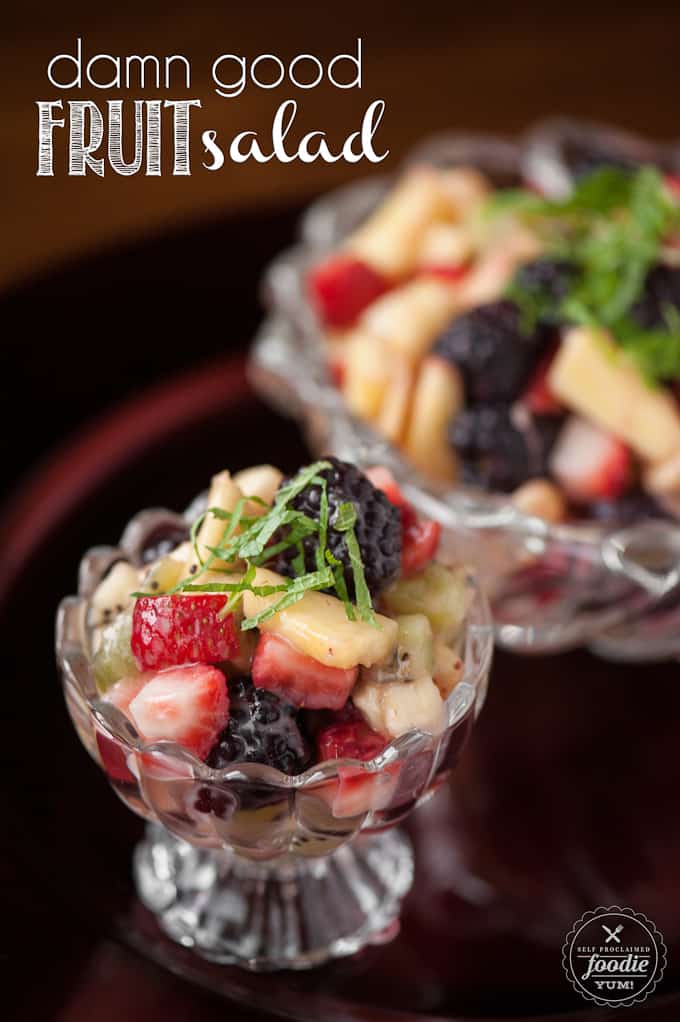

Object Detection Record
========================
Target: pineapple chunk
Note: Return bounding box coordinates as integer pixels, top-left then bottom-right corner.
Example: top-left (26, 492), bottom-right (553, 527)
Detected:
top-left (511, 478), bottom-right (567, 523)
top-left (549, 327), bottom-right (680, 462)
top-left (403, 356), bottom-right (461, 482)
top-left (197, 470), bottom-right (244, 568)
top-left (382, 562), bottom-right (468, 642)
top-left (375, 354), bottom-right (413, 445)
top-left (437, 167), bottom-right (491, 218)
top-left (346, 168), bottom-right (451, 277)
top-left (353, 673), bottom-right (445, 739)
top-left (360, 278), bottom-right (458, 363)
top-left (234, 464), bottom-right (283, 515)
top-left (433, 638), bottom-right (464, 698)
top-left (417, 223), bottom-right (474, 267)
top-left (342, 331), bottom-right (391, 422)
top-left (644, 451), bottom-right (680, 496)
top-left (242, 568), bottom-right (398, 670)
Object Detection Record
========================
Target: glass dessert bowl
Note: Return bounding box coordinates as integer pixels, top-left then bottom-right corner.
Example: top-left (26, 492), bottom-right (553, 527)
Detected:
top-left (252, 120), bottom-right (680, 659)
top-left (56, 457), bottom-right (492, 970)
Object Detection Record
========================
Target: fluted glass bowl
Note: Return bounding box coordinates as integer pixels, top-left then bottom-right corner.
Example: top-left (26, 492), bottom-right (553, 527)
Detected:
top-left (55, 488), bottom-right (493, 970)
top-left (250, 119), bottom-right (680, 660)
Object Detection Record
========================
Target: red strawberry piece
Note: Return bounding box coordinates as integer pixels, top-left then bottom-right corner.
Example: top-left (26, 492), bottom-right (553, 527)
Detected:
top-left (98, 673), bottom-right (151, 783)
top-left (665, 174), bottom-right (680, 199)
top-left (550, 417), bottom-right (631, 503)
top-left (522, 344), bottom-right (563, 415)
top-left (131, 594), bottom-right (239, 671)
top-left (366, 465), bottom-right (441, 575)
top-left (252, 633), bottom-right (357, 710)
top-left (308, 254), bottom-right (390, 329)
top-left (417, 262), bottom-right (470, 283)
top-left (317, 718), bottom-right (386, 762)
top-left (128, 663), bottom-right (229, 761)
top-left (401, 505), bottom-right (441, 576)
top-left (364, 465), bottom-right (409, 508)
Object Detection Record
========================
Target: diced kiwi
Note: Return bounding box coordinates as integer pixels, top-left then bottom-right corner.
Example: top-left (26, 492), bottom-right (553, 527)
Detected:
top-left (381, 563), bottom-right (468, 642)
top-left (93, 608), bottom-right (138, 692)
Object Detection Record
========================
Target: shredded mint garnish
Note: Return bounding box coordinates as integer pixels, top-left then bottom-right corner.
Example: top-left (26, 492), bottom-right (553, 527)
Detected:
top-left (495, 167), bottom-right (680, 383)
top-left (134, 460), bottom-right (381, 631)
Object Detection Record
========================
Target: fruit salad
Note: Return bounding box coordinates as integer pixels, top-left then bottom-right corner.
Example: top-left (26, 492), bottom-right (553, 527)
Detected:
top-left (308, 162), bottom-right (680, 525)
top-left (90, 458), bottom-right (468, 785)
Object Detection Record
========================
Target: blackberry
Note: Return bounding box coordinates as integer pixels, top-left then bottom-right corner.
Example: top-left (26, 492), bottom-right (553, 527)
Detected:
top-left (207, 677), bottom-right (310, 775)
top-left (432, 300), bottom-right (544, 402)
top-left (273, 457), bottom-right (401, 599)
top-left (631, 265), bottom-right (680, 330)
top-left (513, 258), bottom-right (579, 325)
top-left (451, 404), bottom-right (561, 493)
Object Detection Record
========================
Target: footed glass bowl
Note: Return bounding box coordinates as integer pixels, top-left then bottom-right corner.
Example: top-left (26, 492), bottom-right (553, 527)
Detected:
top-left (55, 494), bottom-right (492, 971)
top-left (250, 120), bottom-right (680, 659)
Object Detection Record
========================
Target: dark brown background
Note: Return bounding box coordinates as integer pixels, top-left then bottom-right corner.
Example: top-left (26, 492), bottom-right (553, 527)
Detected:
top-left (3, 4), bottom-right (680, 1020)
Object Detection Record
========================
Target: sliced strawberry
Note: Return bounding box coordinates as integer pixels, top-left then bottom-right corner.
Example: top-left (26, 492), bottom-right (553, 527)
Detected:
top-left (128, 663), bottom-right (229, 760)
top-left (665, 174), bottom-right (680, 200)
top-left (417, 262), bottom-right (470, 283)
top-left (308, 254), bottom-right (390, 329)
top-left (366, 466), bottom-right (441, 575)
top-left (550, 416), bottom-right (632, 503)
top-left (252, 633), bottom-right (357, 710)
top-left (401, 506), bottom-right (441, 576)
top-left (522, 343), bottom-right (563, 415)
top-left (131, 594), bottom-right (239, 671)
top-left (98, 673), bottom-right (150, 782)
top-left (317, 718), bottom-right (386, 762)
top-left (365, 466), bottom-right (409, 508)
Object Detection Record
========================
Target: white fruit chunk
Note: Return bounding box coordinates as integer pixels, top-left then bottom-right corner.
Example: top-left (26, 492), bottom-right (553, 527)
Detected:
top-left (433, 638), bottom-right (464, 699)
top-left (459, 224), bottom-right (542, 307)
top-left (644, 451), bottom-right (680, 496)
top-left (511, 478), bottom-right (566, 523)
top-left (242, 568), bottom-right (398, 670)
top-left (360, 278), bottom-right (458, 363)
top-left (90, 561), bottom-right (140, 626)
top-left (375, 354), bottom-right (413, 445)
top-left (438, 167), bottom-right (491, 218)
top-left (346, 168), bottom-right (451, 277)
top-left (403, 356), bottom-right (461, 481)
top-left (342, 331), bottom-right (391, 422)
top-left (234, 464), bottom-right (283, 515)
top-left (417, 223), bottom-right (474, 267)
top-left (353, 673), bottom-right (445, 739)
top-left (197, 470), bottom-right (244, 568)
top-left (548, 327), bottom-right (680, 462)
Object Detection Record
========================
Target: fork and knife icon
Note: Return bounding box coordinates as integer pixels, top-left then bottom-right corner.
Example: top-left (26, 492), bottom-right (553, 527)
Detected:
top-left (602, 923), bottom-right (624, 944)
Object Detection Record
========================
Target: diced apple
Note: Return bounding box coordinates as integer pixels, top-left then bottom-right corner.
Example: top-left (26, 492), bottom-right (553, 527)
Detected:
top-left (360, 278), bottom-right (458, 363)
top-left (402, 356), bottom-right (461, 481)
top-left (233, 464), bottom-right (283, 515)
top-left (459, 224), bottom-right (542, 307)
top-left (346, 168), bottom-right (452, 277)
top-left (242, 568), bottom-right (398, 670)
top-left (353, 673), bottom-right (445, 740)
top-left (548, 327), bottom-right (680, 462)
top-left (197, 470), bottom-right (245, 568)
